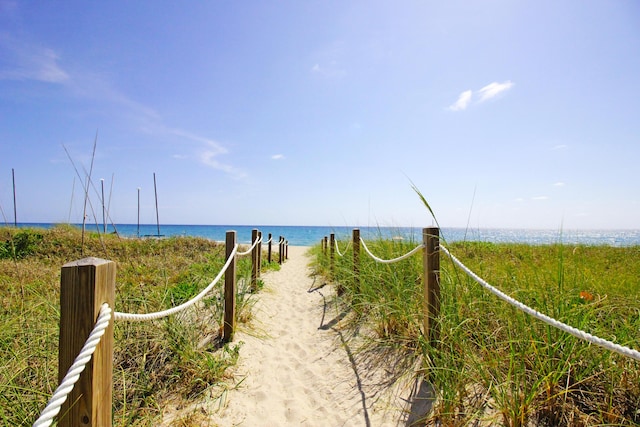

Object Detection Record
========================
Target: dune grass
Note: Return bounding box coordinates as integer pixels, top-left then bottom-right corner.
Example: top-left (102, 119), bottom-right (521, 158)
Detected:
top-left (0, 224), bottom-right (279, 426)
top-left (312, 236), bottom-right (640, 426)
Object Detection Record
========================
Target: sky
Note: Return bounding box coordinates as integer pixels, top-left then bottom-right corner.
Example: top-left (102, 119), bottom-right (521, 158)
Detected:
top-left (0, 1), bottom-right (639, 229)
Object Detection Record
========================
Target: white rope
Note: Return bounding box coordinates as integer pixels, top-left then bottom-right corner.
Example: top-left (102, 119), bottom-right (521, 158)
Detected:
top-left (334, 239), bottom-right (352, 257)
top-left (359, 238), bottom-right (425, 264)
top-left (237, 236), bottom-right (262, 257)
top-left (440, 245), bottom-right (640, 362)
top-left (114, 244), bottom-right (239, 321)
top-left (33, 304), bottom-right (113, 427)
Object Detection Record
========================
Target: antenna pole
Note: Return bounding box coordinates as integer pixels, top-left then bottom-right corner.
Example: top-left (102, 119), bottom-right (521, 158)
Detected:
top-left (101, 178), bottom-right (106, 233)
top-left (137, 187), bottom-right (141, 238)
top-left (12, 168), bottom-right (17, 227)
top-left (153, 173), bottom-right (160, 237)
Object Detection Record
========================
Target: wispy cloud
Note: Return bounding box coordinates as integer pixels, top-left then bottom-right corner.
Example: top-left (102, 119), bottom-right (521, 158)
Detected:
top-left (448, 80), bottom-right (514, 111)
top-left (553, 182), bottom-right (565, 187)
top-left (271, 154), bottom-right (285, 160)
top-left (310, 61), bottom-right (346, 79)
top-left (551, 144), bottom-right (568, 151)
top-left (0, 35), bottom-right (69, 83)
top-left (477, 81), bottom-right (514, 102)
top-left (199, 142), bottom-right (246, 180)
top-left (532, 196), bottom-right (549, 201)
top-left (310, 41), bottom-right (347, 79)
top-left (169, 129), bottom-right (246, 180)
top-left (448, 90), bottom-right (472, 111)
top-left (1, 27), bottom-right (245, 180)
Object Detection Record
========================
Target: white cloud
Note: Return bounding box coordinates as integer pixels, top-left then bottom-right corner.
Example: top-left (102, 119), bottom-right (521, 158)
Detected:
top-left (271, 154), bottom-right (284, 160)
top-left (0, 35), bottom-right (69, 83)
top-left (447, 81), bottom-right (513, 111)
top-left (168, 130), bottom-right (245, 179)
top-left (448, 90), bottom-right (473, 111)
top-left (310, 61), bottom-right (346, 79)
top-left (553, 182), bottom-right (565, 187)
top-left (551, 144), bottom-right (568, 151)
top-left (310, 41), bottom-right (347, 79)
top-left (198, 141), bottom-right (246, 180)
top-left (477, 80), bottom-right (514, 102)
top-left (532, 196), bottom-right (548, 201)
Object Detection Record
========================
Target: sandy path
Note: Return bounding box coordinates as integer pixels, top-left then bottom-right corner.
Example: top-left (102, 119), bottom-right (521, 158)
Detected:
top-left (165, 246), bottom-right (430, 426)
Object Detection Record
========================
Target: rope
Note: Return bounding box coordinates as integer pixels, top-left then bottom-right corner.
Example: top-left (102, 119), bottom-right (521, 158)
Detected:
top-left (440, 245), bottom-right (640, 362)
top-left (114, 244), bottom-right (239, 321)
top-left (359, 238), bottom-right (425, 264)
top-left (33, 304), bottom-right (113, 427)
top-left (237, 236), bottom-right (262, 257)
top-left (334, 239), bottom-right (352, 257)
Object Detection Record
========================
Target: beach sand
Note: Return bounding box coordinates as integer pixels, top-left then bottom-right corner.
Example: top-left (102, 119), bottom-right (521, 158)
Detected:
top-left (163, 246), bottom-right (432, 426)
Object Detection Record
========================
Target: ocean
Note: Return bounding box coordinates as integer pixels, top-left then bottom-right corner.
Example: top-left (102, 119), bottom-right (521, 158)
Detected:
top-left (10, 223), bottom-right (640, 247)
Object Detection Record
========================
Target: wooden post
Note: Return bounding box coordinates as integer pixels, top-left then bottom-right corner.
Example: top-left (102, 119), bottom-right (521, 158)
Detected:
top-left (223, 231), bottom-right (237, 343)
top-left (251, 229), bottom-right (259, 292)
top-left (257, 231), bottom-right (262, 277)
top-left (353, 228), bottom-right (360, 291)
top-left (423, 227), bottom-right (440, 347)
top-left (323, 236), bottom-right (328, 256)
top-left (278, 236), bottom-right (283, 265)
top-left (285, 240), bottom-right (288, 260)
top-left (59, 257), bottom-right (115, 427)
top-left (267, 233), bottom-right (272, 263)
top-left (329, 233), bottom-right (335, 279)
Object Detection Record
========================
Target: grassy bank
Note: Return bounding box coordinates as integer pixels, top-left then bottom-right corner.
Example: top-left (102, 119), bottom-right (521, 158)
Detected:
top-left (312, 238), bottom-right (640, 426)
top-left (0, 224), bottom-right (279, 426)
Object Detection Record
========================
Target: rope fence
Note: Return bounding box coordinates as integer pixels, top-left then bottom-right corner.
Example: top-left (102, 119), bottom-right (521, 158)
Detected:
top-left (439, 244), bottom-right (640, 362)
top-left (322, 227), bottom-right (640, 362)
top-left (33, 304), bottom-right (113, 427)
top-left (33, 228), bottom-right (288, 427)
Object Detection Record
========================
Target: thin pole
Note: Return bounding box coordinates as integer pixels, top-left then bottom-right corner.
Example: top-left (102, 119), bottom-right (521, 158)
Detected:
top-left (67, 177), bottom-right (75, 224)
top-left (137, 187), bottom-right (141, 238)
top-left (100, 178), bottom-right (106, 234)
top-left (153, 173), bottom-right (160, 237)
top-left (12, 168), bottom-right (17, 227)
top-left (106, 173), bottom-right (114, 231)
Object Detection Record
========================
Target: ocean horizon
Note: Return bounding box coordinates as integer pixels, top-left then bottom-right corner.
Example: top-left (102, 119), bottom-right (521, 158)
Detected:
top-left (7, 222), bottom-right (640, 247)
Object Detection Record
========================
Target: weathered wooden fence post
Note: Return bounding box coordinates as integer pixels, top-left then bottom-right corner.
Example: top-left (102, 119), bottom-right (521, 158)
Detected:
top-left (278, 236), bottom-right (284, 265)
top-left (353, 228), bottom-right (360, 290)
top-left (251, 228), bottom-right (259, 292)
top-left (59, 257), bottom-right (116, 427)
top-left (257, 231), bottom-right (262, 277)
top-left (329, 233), bottom-right (335, 279)
top-left (423, 227), bottom-right (440, 347)
top-left (285, 240), bottom-right (288, 260)
top-left (323, 236), bottom-right (328, 256)
top-left (267, 233), bottom-right (272, 263)
top-left (223, 230), bottom-right (237, 343)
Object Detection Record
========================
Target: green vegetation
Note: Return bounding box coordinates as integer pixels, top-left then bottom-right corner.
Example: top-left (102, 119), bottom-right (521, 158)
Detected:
top-left (312, 237), bottom-right (640, 426)
top-left (0, 224), bottom-right (279, 426)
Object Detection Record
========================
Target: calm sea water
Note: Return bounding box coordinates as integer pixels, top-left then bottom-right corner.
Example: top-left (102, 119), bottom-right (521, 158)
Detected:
top-left (13, 223), bottom-right (640, 247)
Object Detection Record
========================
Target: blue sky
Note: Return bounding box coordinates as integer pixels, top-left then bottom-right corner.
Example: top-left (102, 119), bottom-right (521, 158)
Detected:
top-left (1, 1), bottom-right (638, 229)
